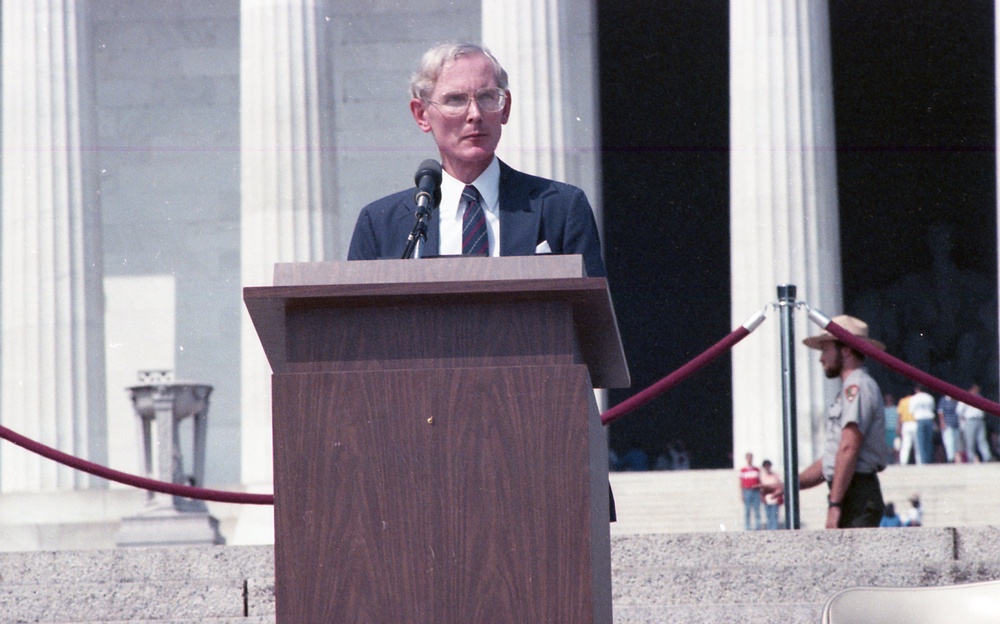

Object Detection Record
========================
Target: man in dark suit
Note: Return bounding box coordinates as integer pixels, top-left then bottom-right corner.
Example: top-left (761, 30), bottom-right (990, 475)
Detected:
top-left (347, 42), bottom-right (606, 278)
top-left (347, 42), bottom-right (614, 520)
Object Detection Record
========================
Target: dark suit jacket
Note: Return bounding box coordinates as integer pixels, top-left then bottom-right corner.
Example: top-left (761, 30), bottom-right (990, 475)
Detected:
top-left (347, 160), bottom-right (606, 277)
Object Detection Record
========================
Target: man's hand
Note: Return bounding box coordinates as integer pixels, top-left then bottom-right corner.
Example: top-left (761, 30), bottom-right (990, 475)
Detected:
top-left (826, 505), bottom-right (841, 529)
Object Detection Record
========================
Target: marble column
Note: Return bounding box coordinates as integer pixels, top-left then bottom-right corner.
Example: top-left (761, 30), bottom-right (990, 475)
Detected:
top-left (482, 0), bottom-right (605, 411)
top-left (239, 0), bottom-right (335, 488)
top-left (481, 0), bottom-right (603, 231)
top-left (1, 1), bottom-right (106, 491)
top-left (730, 0), bottom-right (843, 468)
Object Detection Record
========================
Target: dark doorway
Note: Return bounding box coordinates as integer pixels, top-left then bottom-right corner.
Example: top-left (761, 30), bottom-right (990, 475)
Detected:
top-left (597, 1), bottom-right (996, 469)
top-left (830, 2), bottom-right (997, 403)
top-left (598, 0), bottom-right (732, 469)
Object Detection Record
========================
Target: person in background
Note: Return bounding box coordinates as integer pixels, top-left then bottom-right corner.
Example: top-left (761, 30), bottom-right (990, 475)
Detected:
top-left (879, 502), bottom-right (904, 527)
top-left (937, 393), bottom-right (961, 463)
top-left (670, 439), bottom-right (691, 470)
top-left (739, 452), bottom-right (762, 531)
top-left (883, 393), bottom-right (899, 464)
top-left (897, 390), bottom-right (917, 465)
top-left (909, 384), bottom-right (937, 464)
top-left (759, 459), bottom-right (784, 530)
top-left (956, 383), bottom-right (993, 463)
top-left (794, 315), bottom-right (890, 528)
top-left (903, 494), bottom-right (923, 527)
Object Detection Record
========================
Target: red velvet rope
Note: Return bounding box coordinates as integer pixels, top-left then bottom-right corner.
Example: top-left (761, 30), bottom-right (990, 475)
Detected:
top-left (4, 309), bottom-right (988, 504)
top-left (2, 313), bottom-right (767, 500)
top-left (820, 315), bottom-right (1000, 417)
top-left (0, 423), bottom-right (273, 505)
top-left (601, 325), bottom-right (753, 426)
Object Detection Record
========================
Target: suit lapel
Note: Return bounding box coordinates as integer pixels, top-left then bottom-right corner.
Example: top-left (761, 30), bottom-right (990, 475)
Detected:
top-left (498, 162), bottom-right (542, 256)
top-left (423, 205), bottom-right (440, 257)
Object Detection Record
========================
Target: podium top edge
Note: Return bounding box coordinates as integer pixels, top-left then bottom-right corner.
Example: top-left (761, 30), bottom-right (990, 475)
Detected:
top-left (266, 256), bottom-right (589, 287)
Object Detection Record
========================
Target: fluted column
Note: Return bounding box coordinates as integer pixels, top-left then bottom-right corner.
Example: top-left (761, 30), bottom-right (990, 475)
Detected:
top-left (730, 0), bottom-right (842, 468)
top-left (239, 0), bottom-right (335, 486)
top-left (481, 0), bottom-right (603, 229)
top-left (1, 0), bottom-right (106, 491)
top-left (482, 0), bottom-right (605, 413)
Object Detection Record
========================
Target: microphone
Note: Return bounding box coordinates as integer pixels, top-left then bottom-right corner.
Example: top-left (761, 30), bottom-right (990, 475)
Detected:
top-left (400, 159), bottom-right (442, 259)
top-left (413, 159), bottom-right (442, 212)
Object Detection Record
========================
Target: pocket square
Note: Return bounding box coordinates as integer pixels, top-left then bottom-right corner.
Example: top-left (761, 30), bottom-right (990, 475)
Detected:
top-left (535, 240), bottom-right (552, 254)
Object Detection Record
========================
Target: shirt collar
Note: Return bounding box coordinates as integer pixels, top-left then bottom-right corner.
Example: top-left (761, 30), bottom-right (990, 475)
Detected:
top-left (441, 157), bottom-right (501, 218)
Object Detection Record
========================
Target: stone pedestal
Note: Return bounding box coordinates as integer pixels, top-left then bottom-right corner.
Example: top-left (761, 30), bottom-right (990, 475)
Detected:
top-left (115, 508), bottom-right (224, 548)
top-left (116, 371), bottom-right (223, 547)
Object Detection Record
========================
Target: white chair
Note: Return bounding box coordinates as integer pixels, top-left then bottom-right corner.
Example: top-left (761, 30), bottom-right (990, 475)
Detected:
top-left (821, 580), bottom-right (1000, 624)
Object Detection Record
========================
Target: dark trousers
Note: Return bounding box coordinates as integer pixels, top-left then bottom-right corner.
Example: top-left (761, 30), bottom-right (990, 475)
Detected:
top-left (831, 472), bottom-right (884, 528)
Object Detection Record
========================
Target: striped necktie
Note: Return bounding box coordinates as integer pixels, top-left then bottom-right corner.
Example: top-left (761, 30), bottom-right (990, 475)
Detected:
top-left (461, 185), bottom-right (488, 256)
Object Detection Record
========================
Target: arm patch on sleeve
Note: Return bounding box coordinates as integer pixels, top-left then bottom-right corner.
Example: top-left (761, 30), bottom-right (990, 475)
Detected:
top-left (845, 384), bottom-right (859, 402)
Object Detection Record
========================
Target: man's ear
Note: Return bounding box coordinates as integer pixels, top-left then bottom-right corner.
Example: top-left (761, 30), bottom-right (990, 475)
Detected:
top-left (500, 90), bottom-right (512, 124)
top-left (411, 98), bottom-right (432, 133)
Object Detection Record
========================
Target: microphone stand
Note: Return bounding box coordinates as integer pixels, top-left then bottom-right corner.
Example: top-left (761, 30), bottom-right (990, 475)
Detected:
top-left (401, 200), bottom-right (433, 259)
top-left (401, 159), bottom-right (442, 259)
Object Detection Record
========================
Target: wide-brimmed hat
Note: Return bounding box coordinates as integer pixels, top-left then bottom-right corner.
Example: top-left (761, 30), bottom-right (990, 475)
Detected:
top-left (802, 315), bottom-right (886, 351)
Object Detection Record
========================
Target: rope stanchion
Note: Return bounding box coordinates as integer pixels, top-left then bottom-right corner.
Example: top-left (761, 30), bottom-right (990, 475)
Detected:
top-left (0, 424), bottom-right (274, 505)
top-left (601, 308), bottom-right (768, 426)
top-left (806, 307), bottom-right (1000, 418)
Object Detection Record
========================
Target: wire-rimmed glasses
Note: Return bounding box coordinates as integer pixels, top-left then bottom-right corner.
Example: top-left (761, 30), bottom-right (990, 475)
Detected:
top-left (424, 88), bottom-right (506, 116)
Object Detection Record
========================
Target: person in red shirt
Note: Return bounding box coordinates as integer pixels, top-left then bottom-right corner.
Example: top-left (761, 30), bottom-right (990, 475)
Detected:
top-left (739, 452), bottom-right (762, 530)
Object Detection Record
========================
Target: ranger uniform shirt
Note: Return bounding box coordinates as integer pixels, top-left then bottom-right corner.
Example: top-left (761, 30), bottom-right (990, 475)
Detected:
top-left (821, 367), bottom-right (890, 481)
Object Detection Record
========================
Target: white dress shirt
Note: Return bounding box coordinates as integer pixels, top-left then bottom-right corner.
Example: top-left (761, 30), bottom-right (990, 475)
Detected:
top-left (438, 157), bottom-right (501, 256)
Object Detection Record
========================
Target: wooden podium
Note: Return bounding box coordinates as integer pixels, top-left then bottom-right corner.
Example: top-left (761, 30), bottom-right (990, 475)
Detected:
top-left (244, 255), bottom-right (629, 623)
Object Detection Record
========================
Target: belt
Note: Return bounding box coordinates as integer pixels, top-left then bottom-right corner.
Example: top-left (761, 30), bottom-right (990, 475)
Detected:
top-left (827, 472), bottom-right (878, 488)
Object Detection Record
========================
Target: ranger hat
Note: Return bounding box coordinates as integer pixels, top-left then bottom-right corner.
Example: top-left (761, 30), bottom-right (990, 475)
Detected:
top-left (802, 315), bottom-right (886, 351)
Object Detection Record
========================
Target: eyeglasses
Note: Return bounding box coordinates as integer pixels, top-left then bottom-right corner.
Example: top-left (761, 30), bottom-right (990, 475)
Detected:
top-left (424, 88), bottom-right (506, 116)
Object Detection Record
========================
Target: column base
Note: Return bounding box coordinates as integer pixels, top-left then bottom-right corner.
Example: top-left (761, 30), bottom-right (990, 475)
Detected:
top-left (115, 508), bottom-right (225, 547)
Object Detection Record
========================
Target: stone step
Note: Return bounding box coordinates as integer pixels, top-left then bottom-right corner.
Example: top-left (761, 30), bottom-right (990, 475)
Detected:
top-left (5, 463), bottom-right (1000, 623)
top-left (613, 560), bottom-right (1000, 607)
top-left (0, 545), bottom-right (274, 624)
top-left (610, 462), bottom-right (1000, 534)
top-left (612, 527), bottom-right (1000, 567)
top-left (7, 559), bottom-right (997, 624)
top-left (6, 529), bottom-right (1000, 623)
top-left (29, 614), bottom-right (275, 624)
top-left (0, 544), bottom-right (273, 585)
top-left (614, 602), bottom-right (821, 624)
top-left (2, 579), bottom-right (247, 623)
top-left (7, 563), bottom-right (996, 624)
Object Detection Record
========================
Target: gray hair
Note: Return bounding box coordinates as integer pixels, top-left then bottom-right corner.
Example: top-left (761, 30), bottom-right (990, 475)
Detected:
top-left (409, 42), bottom-right (509, 100)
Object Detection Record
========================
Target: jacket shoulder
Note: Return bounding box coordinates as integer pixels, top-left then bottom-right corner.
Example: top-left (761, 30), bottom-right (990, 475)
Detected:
top-left (361, 188), bottom-right (413, 217)
top-left (500, 162), bottom-right (581, 198)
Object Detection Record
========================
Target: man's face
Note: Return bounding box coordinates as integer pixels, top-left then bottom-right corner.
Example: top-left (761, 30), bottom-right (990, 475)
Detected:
top-left (820, 342), bottom-right (843, 379)
top-left (410, 53), bottom-right (511, 181)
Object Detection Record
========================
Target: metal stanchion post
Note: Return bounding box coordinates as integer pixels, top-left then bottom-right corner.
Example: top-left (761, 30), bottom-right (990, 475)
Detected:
top-left (777, 285), bottom-right (801, 529)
